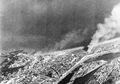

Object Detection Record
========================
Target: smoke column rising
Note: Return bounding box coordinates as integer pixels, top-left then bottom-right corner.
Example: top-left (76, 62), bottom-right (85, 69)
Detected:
top-left (1, 0), bottom-right (120, 51)
top-left (89, 2), bottom-right (120, 48)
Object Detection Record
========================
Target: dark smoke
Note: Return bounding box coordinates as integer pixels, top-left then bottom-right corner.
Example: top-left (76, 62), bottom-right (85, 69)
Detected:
top-left (1, 0), bottom-right (120, 51)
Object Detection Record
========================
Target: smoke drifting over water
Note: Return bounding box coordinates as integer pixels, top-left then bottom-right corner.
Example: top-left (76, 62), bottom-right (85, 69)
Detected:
top-left (1, 0), bottom-right (120, 51)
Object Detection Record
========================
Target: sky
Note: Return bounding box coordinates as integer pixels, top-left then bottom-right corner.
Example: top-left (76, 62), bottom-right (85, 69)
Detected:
top-left (1, 0), bottom-right (120, 51)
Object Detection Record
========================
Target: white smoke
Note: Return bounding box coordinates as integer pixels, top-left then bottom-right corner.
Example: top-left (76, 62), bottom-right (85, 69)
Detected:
top-left (112, 3), bottom-right (120, 19)
top-left (89, 3), bottom-right (120, 48)
top-left (54, 30), bottom-right (80, 50)
top-left (54, 29), bottom-right (89, 50)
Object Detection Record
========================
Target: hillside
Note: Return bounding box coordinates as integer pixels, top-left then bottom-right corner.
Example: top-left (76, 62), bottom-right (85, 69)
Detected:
top-left (1, 1), bottom-right (120, 84)
top-left (0, 37), bottom-right (120, 84)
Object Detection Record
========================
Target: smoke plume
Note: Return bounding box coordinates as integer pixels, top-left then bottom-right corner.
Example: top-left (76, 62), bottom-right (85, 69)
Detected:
top-left (89, 3), bottom-right (120, 48)
top-left (1, 0), bottom-right (120, 51)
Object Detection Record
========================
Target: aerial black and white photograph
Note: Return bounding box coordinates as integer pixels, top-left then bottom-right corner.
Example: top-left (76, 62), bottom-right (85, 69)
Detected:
top-left (0, 0), bottom-right (120, 84)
